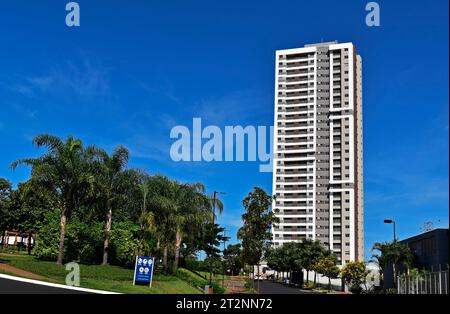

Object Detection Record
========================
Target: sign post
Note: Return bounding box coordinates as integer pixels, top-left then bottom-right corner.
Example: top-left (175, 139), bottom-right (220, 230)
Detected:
top-left (133, 256), bottom-right (155, 287)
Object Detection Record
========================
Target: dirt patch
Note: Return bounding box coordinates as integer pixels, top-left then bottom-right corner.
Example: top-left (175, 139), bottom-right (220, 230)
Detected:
top-left (0, 261), bottom-right (46, 280)
top-left (224, 276), bottom-right (247, 294)
top-left (0, 253), bottom-right (22, 257)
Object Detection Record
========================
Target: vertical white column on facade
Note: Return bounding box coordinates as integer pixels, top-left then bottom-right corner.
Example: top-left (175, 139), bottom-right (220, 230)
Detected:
top-left (349, 188), bottom-right (355, 261)
top-left (329, 51), bottom-right (334, 248)
top-left (272, 53), bottom-right (280, 244)
top-left (348, 46), bottom-right (355, 184)
top-left (329, 194), bottom-right (334, 251)
top-left (312, 49), bottom-right (317, 241)
top-left (330, 50), bottom-right (334, 110)
top-left (348, 46), bottom-right (356, 262)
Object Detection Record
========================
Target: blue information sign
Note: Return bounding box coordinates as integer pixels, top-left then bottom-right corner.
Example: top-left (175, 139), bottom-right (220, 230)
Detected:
top-left (133, 256), bottom-right (155, 287)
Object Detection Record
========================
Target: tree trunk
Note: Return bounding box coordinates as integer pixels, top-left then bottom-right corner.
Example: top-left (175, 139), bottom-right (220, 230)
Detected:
top-left (27, 232), bottom-right (32, 255)
top-left (173, 227), bottom-right (182, 272)
top-left (252, 266), bottom-right (255, 291)
top-left (393, 263), bottom-right (397, 288)
top-left (163, 244), bottom-right (168, 271)
top-left (102, 206), bottom-right (113, 265)
top-left (379, 270), bottom-right (384, 288)
top-left (257, 264), bottom-right (260, 294)
top-left (56, 205), bottom-right (68, 265)
top-left (1, 230), bottom-right (5, 249)
top-left (306, 270), bottom-right (309, 287)
top-left (313, 272), bottom-right (317, 288)
top-left (155, 236), bottom-right (161, 262)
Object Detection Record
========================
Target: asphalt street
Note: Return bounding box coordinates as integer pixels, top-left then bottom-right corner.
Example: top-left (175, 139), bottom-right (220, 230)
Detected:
top-left (256, 280), bottom-right (316, 294)
top-left (0, 277), bottom-right (92, 294)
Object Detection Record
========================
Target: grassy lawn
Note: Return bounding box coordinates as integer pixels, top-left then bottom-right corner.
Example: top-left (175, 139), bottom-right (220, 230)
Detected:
top-left (0, 254), bottom-right (201, 294)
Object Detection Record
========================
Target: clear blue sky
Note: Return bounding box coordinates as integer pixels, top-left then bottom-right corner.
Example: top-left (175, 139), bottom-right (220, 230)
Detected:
top-left (0, 0), bottom-right (448, 260)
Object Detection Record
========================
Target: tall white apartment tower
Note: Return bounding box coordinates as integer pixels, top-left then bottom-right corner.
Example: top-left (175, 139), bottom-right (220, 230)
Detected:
top-left (272, 41), bottom-right (364, 264)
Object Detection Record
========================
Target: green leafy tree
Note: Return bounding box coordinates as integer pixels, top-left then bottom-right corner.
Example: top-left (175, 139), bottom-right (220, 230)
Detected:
top-left (237, 187), bottom-right (279, 292)
top-left (8, 180), bottom-right (56, 254)
top-left (314, 254), bottom-right (340, 291)
top-left (298, 239), bottom-right (326, 286)
top-left (265, 246), bottom-right (286, 280)
top-left (0, 178), bottom-right (12, 247)
top-left (200, 223), bottom-right (228, 286)
top-left (341, 261), bottom-right (370, 293)
top-left (223, 244), bottom-right (243, 276)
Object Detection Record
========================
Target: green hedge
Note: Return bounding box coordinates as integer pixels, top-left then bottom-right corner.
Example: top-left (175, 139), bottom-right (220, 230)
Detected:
top-left (33, 210), bottom-right (140, 266)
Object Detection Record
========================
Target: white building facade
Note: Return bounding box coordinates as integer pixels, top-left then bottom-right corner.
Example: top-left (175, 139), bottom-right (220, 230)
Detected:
top-left (272, 41), bottom-right (364, 265)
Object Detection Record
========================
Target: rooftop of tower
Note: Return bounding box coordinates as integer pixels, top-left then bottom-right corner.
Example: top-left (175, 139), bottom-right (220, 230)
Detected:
top-left (304, 41), bottom-right (338, 47)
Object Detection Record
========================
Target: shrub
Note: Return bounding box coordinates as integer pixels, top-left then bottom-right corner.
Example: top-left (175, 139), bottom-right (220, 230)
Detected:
top-left (109, 221), bottom-right (140, 266)
top-left (65, 218), bottom-right (104, 264)
top-left (183, 256), bottom-right (203, 272)
top-left (33, 210), bottom-right (60, 261)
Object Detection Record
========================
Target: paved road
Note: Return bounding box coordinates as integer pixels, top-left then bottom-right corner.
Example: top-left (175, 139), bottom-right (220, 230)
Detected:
top-left (256, 280), bottom-right (316, 294)
top-left (0, 277), bottom-right (92, 294)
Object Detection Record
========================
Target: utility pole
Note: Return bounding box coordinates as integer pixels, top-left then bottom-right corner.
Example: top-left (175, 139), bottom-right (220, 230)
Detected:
top-left (222, 228), bottom-right (226, 288)
top-left (209, 191), bottom-right (217, 288)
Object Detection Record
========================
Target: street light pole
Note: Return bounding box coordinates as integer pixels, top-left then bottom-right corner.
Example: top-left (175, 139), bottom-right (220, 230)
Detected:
top-left (384, 219), bottom-right (396, 242)
top-left (222, 228), bottom-right (226, 288)
top-left (393, 221), bottom-right (396, 241)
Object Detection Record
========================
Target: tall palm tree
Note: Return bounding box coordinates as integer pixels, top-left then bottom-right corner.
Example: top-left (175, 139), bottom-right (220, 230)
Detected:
top-left (138, 182), bottom-right (149, 254)
top-left (372, 241), bottom-right (413, 288)
top-left (371, 242), bottom-right (392, 288)
top-left (210, 193), bottom-right (224, 223)
top-left (145, 175), bottom-right (177, 271)
top-left (87, 145), bottom-right (130, 265)
top-left (172, 182), bottom-right (210, 272)
top-left (11, 134), bottom-right (94, 265)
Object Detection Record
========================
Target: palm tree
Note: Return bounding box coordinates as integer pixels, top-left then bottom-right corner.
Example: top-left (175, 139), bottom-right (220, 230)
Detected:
top-left (210, 192), bottom-right (224, 223)
top-left (172, 182), bottom-right (210, 272)
top-left (370, 244), bottom-right (389, 288)
top-left (138, 182), bottom-right (151, 255)
top-left (372, 241), bottom-right (413, 288)
top-left (87, 145), bottom-right (130, 265)
top-left (145, 175), bottom-right (177, 271)
top-left (11, 134), bottom-right (94, 264)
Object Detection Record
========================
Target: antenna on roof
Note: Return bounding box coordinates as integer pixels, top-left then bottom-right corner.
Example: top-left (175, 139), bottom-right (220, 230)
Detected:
top-left (420, 221), bottom-right (434, 233)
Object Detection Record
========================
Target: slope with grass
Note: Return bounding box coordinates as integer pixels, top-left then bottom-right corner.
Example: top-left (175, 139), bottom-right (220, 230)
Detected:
top-left (0, 254), bottom-right (200, 294)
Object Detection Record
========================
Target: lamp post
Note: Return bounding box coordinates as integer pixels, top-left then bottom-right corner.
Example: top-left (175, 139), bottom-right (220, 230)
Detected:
top-left (222, 228), bottom-right (226, 288)
top-left (384, 219), bottom-right (396, 241)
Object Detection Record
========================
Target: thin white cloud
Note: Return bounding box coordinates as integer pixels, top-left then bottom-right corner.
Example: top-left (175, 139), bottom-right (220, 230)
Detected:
top-left (7, 84), bottom-right (35, 97)
top-left (4, 59), bottom-right (112, 100)
top-left (193, 90), bottom-right (272, 125)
